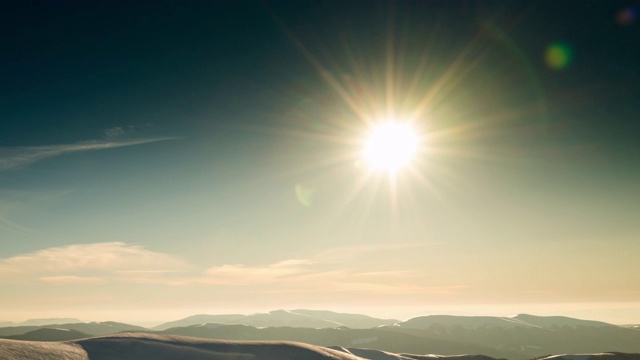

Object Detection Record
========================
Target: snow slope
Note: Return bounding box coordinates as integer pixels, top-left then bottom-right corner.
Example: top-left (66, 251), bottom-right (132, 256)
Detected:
top-left (0, 332), bottom-right (502, 360)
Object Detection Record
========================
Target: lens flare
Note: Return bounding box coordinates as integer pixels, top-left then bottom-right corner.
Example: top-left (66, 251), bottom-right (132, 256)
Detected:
top-left (545, 42), bottom-right (573, 70)
top-left (617, 6), bottom-right (638, 26)
top-left (295, 183), bottom-right (316, 207)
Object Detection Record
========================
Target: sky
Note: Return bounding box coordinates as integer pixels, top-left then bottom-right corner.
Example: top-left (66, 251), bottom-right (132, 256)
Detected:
top-left (1, 1), bottom-right (639, 325)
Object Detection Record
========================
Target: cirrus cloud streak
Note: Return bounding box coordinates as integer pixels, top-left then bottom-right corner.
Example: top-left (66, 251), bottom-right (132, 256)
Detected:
top-left (0, 137), bottom-right (176, 171)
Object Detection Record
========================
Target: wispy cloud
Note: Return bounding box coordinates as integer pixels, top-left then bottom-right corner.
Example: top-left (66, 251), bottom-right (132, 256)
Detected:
top-left (199, 259), bottom-right (315, 285)
top-left (169, 257), bottom-right (466, 296)
top-left (0, 137), bottom-right (175, 171)
top-left (40, 275), bottom-right (105, 284)
top-left (0, 242), bottom-right (466, 298)
top-left (0, 242), bottom-right (187, 283)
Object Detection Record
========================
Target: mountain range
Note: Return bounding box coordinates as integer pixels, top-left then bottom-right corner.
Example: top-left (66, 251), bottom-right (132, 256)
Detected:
top-left (154, 309), bottom-right (399, 330)
top-left (0, 318), bottom-right (83, 327)
top-left (0, 321), bottom-right (148, 337)
top-left (1, 332), bottom-right (640, 360)
top-left (2, 311), bottom-right (640, 359)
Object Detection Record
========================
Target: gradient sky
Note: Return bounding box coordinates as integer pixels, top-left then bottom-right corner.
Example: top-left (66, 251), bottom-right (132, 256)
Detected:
top-left (1, 1), bottom-right (639, 325)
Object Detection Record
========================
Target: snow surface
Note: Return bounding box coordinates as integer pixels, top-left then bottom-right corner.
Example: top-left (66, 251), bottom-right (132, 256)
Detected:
top-left (0, 332), bottom-right (510, 360)
top-left (0, 338), bottom-right (87, 360)
top-left (0, 332), bottom-right (366, 360)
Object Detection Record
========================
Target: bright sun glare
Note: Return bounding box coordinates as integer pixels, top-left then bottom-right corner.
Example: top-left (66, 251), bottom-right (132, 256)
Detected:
top-left (363, 121), bottom-right (419, 172)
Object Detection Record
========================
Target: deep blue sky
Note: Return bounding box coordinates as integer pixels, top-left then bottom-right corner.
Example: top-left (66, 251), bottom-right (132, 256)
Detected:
top-left (1, 1), bottom-right (639, 324)
top-left (3, 1), bottom-right (639, 144)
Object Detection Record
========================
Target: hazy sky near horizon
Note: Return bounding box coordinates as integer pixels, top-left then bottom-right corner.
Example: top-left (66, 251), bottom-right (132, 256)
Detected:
top-left (1, 1), bottom-right (639, 325)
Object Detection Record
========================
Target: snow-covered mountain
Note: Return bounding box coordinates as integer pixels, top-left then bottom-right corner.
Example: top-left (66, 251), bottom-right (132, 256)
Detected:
top-left (395, 314), bottom-right (615, 330)
top-left (0, 318), bottom-right (83, 328)
top-left (155, 309), bottom-right (398, 330)
top-left (385, 314), bottom-right (640, 359)
top-left (2, 313), bottom-right (639, 359)
top-left (0, 321), bottom-right (147, 337)
top-left (19, 318), bottom-right (84, 327)
top-left (396, 315), bottom-right (537, 330)
top-left (3, 328), bottom-right (91, 341)
top-left (153, 314), bottom-right (246, 331)
top-left (291, 309), bottom-right (398, 328)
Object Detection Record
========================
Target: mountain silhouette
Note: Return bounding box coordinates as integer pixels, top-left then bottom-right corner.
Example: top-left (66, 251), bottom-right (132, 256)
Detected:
top-left (154, 309), bottom-right (398, 330)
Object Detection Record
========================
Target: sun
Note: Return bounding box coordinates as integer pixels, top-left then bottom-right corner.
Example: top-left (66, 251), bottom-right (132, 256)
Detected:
top-left (363, 121), bottom-right (419, 172)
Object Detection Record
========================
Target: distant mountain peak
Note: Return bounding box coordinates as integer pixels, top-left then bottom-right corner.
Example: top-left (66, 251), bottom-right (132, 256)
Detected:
top-left (396, 314), bottom-right (615, 330)
top-left (20, 318), bottom-right (83, 326)
top-left (154, 309), bottom-right (398, 330)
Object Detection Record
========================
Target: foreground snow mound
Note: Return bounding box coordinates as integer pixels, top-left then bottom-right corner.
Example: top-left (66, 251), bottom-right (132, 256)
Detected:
top-left (0, 332), bottom-right (365, 360)
top-left (0, 332), bottom-right (502, 360)
top-left (0, 338), bottom-right (87, 360)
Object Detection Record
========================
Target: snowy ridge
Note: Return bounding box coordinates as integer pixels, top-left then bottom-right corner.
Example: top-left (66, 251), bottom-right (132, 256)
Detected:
top-left (155, 309), bottom-right (398, 330)
top-left (0, 332), bottom-right (502, 360)
top-left (0, 332), bottom-right (365, 360)
top-left (395, 314), bottom-right (615, 330)
top-left (397, 315), bottom-right (540, 330)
